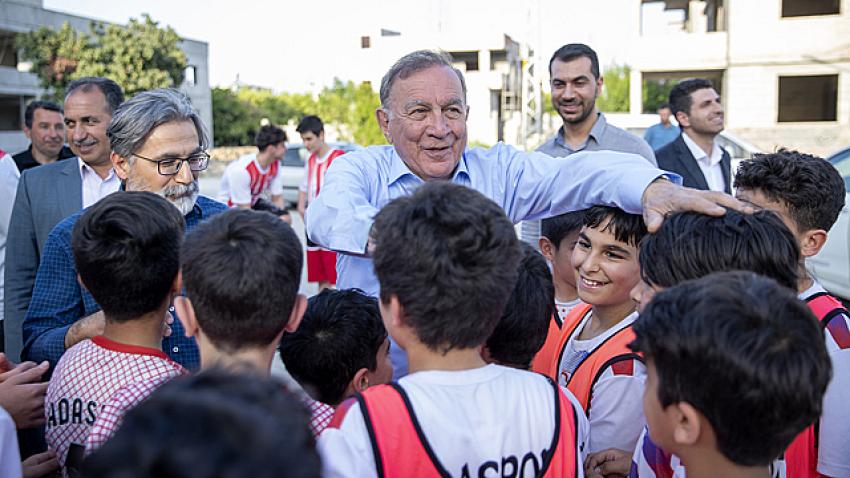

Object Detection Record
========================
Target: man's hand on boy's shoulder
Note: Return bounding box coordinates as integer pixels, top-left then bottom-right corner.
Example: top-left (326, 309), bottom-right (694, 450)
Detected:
top-left (641, 177), bottom-right (753, 232)
top-left (64, 310), bottom-right (106, 349)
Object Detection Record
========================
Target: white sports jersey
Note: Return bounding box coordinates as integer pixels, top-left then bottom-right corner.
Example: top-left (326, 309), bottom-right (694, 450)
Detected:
top-left (298, 149), bottom-right (344, 204)
top-left (218, 154), bottom-right (284, 206)
top-left (319, 364), bottom-right (588, 478)
top-left (557, 311), bottom-right (646, 454)
top-left (555, 298), bottom-right (583, 325)
top-left (46, 337), bottom-right (184, 472)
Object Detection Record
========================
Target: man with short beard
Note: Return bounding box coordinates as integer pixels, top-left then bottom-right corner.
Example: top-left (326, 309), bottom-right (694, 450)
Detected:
top-left (521, 43), bottom-right (655, 247)
top-left (22, 89), bottom-right (226, 372)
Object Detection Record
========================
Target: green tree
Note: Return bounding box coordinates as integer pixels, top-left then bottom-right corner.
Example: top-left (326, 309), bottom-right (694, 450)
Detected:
top-left (642, 78), bottom-right (676, 113)
top-left (597, 64), bottom-right (630, 113)
top-left (17, 14), bottom-right (187, 101)
top-left (316, 79), bottom-right (386, 146)
top-left (211, 87), bottom-right (261, 146)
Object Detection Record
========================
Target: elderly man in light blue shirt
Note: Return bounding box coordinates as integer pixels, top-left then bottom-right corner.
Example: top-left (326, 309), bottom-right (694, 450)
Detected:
top-left (306, 50), bottom-right (742, 375)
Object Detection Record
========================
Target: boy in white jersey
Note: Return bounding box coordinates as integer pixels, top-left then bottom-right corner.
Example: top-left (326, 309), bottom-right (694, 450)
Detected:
top-left (632, 272), bottom-right (830, 478)
top-left (218, 125), bottom-right (286, 208)
top-left (734, 150), bottom-right (850, 478)
top-left (547, 206), bottom-right (647, 455)
top-left (319, 182), bottom-right (584, 478)
top-left (45, 192), bottom-right (186, 474)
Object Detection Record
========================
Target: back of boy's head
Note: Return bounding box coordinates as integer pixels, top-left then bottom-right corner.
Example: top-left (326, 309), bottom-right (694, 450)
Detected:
top-left (81, 369), bottom-right (320, 478)
top-left (541, 210), bottom-right (585, 248)
top-left (182, 209), bottom-right (303, 351)
top-left (583, 205), bottom-right (647, 246)
top-left (485, 243), bottom-right (555, 369)
top-left (279, 288), bottom-right (386, 405)
top-left (372, 182), bottom-right (522, 352)
top-left (640, 210), bottom-right (799, 290)
top-left (631, 271), bottom-right (831, 466)
top-left (734, 149), bottom-right (845, 232)
top-left (72, 191), bottom-right (185, 322)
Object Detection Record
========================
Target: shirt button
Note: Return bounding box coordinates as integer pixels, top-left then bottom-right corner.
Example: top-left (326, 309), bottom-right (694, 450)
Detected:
top-left (172, 346), bottom-right (179, 353)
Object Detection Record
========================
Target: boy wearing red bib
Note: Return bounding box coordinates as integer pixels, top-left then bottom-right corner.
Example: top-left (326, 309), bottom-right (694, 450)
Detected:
top-left (319, 182), bottom-right (584, 478)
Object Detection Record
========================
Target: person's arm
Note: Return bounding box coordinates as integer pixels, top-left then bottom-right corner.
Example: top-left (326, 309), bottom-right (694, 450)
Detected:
top-left (4, 174), bottom-right (37, 362)
top-left (296, 191), bottom-right (307, 218)
top-left (305, 154), bottom-right (378, 255)
top-left (21, 223), bottom-right (97, 367)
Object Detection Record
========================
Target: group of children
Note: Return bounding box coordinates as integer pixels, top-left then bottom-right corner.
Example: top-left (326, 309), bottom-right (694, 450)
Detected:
top-left (31, 148), bottom-right (848, 478)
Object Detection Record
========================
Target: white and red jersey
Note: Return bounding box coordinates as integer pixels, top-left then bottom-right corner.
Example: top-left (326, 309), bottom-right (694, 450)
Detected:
top-left (318, 364), bottom-right (588, 478)
top-left (299, 149), bottom-right (345, 205)
top-left (45, 336), bottom-right (184, 472)
top-left (556, 310), bottom-right (646, 454)
top-left (303, 397), bottom-right (334, 438)
top-left (218, 154), bottom-right (284, 207)
top-left (84, 375), bottom-right (176, 454)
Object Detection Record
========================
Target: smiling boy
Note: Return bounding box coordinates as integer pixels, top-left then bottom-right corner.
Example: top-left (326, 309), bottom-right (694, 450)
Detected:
top-left (547, 205), bottom-right (647, 454)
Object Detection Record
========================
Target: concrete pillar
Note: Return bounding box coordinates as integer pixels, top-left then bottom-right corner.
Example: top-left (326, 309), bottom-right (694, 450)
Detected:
top-left (630, 68), bottom-right (643, 114)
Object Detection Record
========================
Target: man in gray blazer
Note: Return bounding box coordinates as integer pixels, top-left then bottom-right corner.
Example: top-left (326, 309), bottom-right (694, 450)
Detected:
top-left (4, 77), bottom-right (123, 361)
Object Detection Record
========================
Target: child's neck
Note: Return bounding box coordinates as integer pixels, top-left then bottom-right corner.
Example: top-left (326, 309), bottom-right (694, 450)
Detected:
top-left (199, 342), bottom-right (274, 376)
top-left (684, 453), bottom-right (771, 478)
top-left (407, 343), bottom-right (487, 375)
top-left (797, 263), bottom-right (814, 294)
top-left (580, 302), bottom-right (635, 340)
top-left (554, 279), bottom-right (579, 303)
top-left (101, 309), bottom-right (168, 351)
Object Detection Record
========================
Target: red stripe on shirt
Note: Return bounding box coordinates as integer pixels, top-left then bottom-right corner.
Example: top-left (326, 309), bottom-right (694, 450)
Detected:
top-left (611, 359), bottom-right (635, 376)
top-left (328, 397), bottom-right (357, 430)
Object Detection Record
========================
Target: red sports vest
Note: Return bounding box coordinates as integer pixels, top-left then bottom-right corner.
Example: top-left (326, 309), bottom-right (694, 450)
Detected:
top-left (784, 292), bottom-right (846, 478)
top-left (532, 314), bottom-right (562, 375)
top-left (356, 381), bottom-right (579, 478)
top-left (548, 303), bottom-right (641, 413)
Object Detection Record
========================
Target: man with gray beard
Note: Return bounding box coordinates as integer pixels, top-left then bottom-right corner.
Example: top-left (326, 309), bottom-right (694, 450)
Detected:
top-left (22, 89), bottom-right (226, 372)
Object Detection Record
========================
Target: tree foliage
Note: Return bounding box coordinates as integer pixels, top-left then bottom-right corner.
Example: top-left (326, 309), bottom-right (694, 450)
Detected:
top-left (643, 78), bottom-right (677, 113)
top-left (212, 80), bottom-right (387, 147)
top-left (17, 14), bottom-right (187, 102)
top-left (597, 64), bottom-right (631, 113)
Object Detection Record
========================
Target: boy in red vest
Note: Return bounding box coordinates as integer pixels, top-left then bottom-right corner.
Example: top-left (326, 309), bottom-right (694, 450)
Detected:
top-left (296, 115), bottom-right (345, 290)
top-left (632, 272), bottom-right (831, 478)
top-left (319, 182), bottom-right (583, 478)
top-left (547, 206), bottom-right (647, 455)
top-left (734, 150), bottom-right (850, 478)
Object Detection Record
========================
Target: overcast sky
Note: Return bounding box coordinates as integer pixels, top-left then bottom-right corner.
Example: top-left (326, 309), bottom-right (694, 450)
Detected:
top-left (43, 0), bottom-right (642, 93)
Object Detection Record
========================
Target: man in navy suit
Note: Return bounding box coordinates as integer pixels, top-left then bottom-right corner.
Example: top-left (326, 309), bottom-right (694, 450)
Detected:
top-left (4, 78), bottom-right (124, 362)
top-left (655, 79), bottom-right (731, 194)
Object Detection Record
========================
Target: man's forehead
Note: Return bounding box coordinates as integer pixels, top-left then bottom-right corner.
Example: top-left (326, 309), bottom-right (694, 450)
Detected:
top-left (550, 57), bottom-right (594, 79)
top-left (390, 66), bottom-right (464, 103)
top-left (33, 108), bottom-right (63, 120)
top-left (64, 89), bottom-right (110, 116)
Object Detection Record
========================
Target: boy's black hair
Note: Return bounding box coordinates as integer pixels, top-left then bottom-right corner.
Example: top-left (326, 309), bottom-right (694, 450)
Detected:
top-left (631, 271), bottom-right (831, 466)
top-left (24, 100), bottom-right (63, 129)
top-left (734, 149), bottom-right (846, 233)
top-left (81, 369), bottom-right (320, 478)
top-left (255, 125), bottom-right (287, 151)
top-left (279, 288), bottom-right (387, 405)
top-left (639, 210), bottom-right (799, 290)
top-left (583, 205), bottom-right (647, 246)
top-left (182, 209), bottom-right (302, 351)
top-left (485, 244), bottom-right (555, 369)
top-left (372, 182), bottom-right (522, 353)
top-left (72, 191), bottom-right (185, 322)
top-left (548, 43), bottom-right (600, 79)
top-left (541, 210), bottom-right (586, 248)
top-left (296, 115), bottom-right (324, 136)
top-left (668, 78), bottom-right (714, 118)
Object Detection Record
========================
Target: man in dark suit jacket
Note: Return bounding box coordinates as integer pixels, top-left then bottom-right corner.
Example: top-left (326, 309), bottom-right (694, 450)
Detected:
top-left (655, 78), bottom-right (731, 194)
top-left (4, 78), bottom-right (124, 362)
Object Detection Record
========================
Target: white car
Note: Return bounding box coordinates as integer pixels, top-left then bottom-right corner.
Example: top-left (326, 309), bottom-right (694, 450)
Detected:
top-left (279, 142), bottom-right (361, 206)
top-left (807, 146), bottom-right (850, 300)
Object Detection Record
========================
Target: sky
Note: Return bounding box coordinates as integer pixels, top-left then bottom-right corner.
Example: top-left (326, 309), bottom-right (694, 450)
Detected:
top-left (42, 0), bottom-right (640, 93)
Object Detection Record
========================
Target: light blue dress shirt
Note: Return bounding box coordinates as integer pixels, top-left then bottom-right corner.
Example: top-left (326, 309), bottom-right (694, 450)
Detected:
top-left (306, 142), bottom-right (678, 297)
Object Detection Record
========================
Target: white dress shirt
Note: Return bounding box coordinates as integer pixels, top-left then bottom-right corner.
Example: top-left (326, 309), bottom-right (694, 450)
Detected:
top-left (681, 132), bottom-right (727, 192)
top-left (78, 158), bottom-right (120, 208)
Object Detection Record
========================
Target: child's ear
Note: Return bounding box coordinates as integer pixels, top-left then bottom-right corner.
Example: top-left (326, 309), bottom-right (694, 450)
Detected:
top-left (171, 271), bottom-right (183, 298)
top-left (539, 237), bottom-right (555, 262)
top-left (284, 294), bottom-right (307, 333)
top-left (173, 296), bottom-right (198, 338)
top-left (351, 368), bottom-right (370, 393)
top-left (388, 295), bottom-right (407, 328)
top-left (799, 228), bottom-right (829, 259)
top-left (672, 402), bottom-right (702, 446)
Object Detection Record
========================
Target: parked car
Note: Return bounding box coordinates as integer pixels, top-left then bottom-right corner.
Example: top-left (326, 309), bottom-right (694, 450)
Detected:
top-left (279, 142), bottom-right (361, 207)
top-left (807, 146), bottom-right (850, 300)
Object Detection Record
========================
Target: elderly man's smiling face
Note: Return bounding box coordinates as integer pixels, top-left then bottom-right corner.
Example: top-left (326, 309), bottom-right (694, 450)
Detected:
top-left (377, 65), bottom-right (469, 181)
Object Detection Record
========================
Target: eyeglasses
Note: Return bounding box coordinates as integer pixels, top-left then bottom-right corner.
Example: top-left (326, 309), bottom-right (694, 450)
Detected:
top-left (133, 152), bottom-right (210, 176)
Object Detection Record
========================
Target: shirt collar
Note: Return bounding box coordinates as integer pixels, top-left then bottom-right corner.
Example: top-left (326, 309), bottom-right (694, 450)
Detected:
top-left (681, 132), bottom-right (722, 167)
top-left (555, 112), bottom-right (605, 149)
top-left (78, 157), bottom-right (117, 181)
top-left (387, 148), bottom-right (470, 185)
